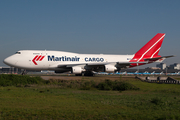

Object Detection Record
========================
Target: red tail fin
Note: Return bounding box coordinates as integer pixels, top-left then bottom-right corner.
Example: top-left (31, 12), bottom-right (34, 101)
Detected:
top-left (131, 33), bottom-right (165, 62)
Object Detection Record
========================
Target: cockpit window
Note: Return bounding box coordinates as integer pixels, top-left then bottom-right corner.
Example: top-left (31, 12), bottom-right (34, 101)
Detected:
top-left (15, 52), bottom-right (21, 54)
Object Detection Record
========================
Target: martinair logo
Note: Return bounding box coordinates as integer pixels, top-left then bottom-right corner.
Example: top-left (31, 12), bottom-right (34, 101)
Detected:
top-left (32, 55), bottom-right (45, 65)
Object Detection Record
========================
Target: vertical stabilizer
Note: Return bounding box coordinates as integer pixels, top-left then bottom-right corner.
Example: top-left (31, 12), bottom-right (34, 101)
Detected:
top-left (131, 33), bottom-right (165, 62)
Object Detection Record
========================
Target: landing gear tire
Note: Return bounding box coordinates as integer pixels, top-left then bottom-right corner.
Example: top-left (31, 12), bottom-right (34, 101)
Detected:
top-left (75, 74), bottom-right (82, 76)
top-left (84, 71), bottom-right (94, 76)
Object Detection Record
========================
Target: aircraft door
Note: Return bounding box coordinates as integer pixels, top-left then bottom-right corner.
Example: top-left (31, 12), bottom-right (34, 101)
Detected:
top-left (41, 50), bottom-right (49, 69)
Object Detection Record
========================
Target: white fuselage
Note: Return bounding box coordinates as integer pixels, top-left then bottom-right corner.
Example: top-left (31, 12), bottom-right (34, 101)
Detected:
top-left (3, 33), bottom-right (172, 75)
top-left (4, 50), bottom-right (134, 70)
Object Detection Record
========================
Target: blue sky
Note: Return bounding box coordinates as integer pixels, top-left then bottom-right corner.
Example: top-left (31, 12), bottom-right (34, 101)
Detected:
top-left (0, 0), bottom-right (180, 68)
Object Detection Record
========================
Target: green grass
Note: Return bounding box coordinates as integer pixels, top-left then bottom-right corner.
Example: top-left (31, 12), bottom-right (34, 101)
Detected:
top-left (0, 74), bottom-right (44, 86)
top-left (0, 75), bottom-right (180, 119)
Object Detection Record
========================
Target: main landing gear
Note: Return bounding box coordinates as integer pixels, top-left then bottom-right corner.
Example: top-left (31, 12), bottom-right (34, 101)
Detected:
top-left (84, 71), bottom-right (94, 76)
top-left (75, 71), bottom-right (94, 76)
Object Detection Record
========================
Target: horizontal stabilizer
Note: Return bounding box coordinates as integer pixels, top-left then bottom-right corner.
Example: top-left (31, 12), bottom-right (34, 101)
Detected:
top-left (144, 55), bottom-right (175, 61)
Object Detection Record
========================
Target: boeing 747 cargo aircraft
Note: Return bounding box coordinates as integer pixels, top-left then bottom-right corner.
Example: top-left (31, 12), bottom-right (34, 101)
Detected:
top-left (3, 33), bottom-right (173, 76)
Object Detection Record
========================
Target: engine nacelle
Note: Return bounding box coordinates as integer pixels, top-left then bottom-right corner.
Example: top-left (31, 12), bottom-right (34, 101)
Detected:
top-left (104, 65), bottom-right (117, 73)
top-left (71, 66), bottom-right (83, 74)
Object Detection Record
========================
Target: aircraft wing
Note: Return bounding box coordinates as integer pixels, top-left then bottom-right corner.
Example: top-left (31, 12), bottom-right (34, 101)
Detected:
top-left (116, 61), bottom-right (149, 69)
top-left (56, 61), bottom-right (148, 70)
top-left (86, 61), bottom-right (149, 72)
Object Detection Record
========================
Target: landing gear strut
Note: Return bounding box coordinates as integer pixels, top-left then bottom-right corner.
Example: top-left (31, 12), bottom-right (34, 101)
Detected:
top-left (21, 69), bottom-right (26, 75)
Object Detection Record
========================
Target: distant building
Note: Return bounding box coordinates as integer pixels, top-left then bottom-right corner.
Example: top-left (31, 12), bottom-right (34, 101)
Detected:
top-left (145, 67), bottom-right (161, 70)
top-left (0, 67), bottom-right (41, 74)
top-left (0, 67), bottom-right (21, 74)
top-left (169, 63), bottom-right (180, 70)
top-left (156, 63), bottom-right (167, 70)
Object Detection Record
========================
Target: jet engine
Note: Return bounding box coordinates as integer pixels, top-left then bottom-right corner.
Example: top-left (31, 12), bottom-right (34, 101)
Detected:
top-left (71, 66), bottom-right (83, 74)
top-left (104, 65), bottom-right (117, 73)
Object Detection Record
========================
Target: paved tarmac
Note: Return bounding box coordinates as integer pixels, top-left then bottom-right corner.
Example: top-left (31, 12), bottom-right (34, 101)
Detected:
top-left (41, 75), bottom-right (134, 81)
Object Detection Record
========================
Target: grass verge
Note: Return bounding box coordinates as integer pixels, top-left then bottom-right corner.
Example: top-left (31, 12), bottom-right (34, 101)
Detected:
top-left (0, 74), bottom-right (180, 119)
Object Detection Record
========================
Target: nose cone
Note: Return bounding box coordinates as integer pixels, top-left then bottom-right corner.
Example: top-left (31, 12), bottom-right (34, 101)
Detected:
top-left (3, 56), bottom-right (15, 67)
top-left (4, 57), bottom-right (10, 66)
